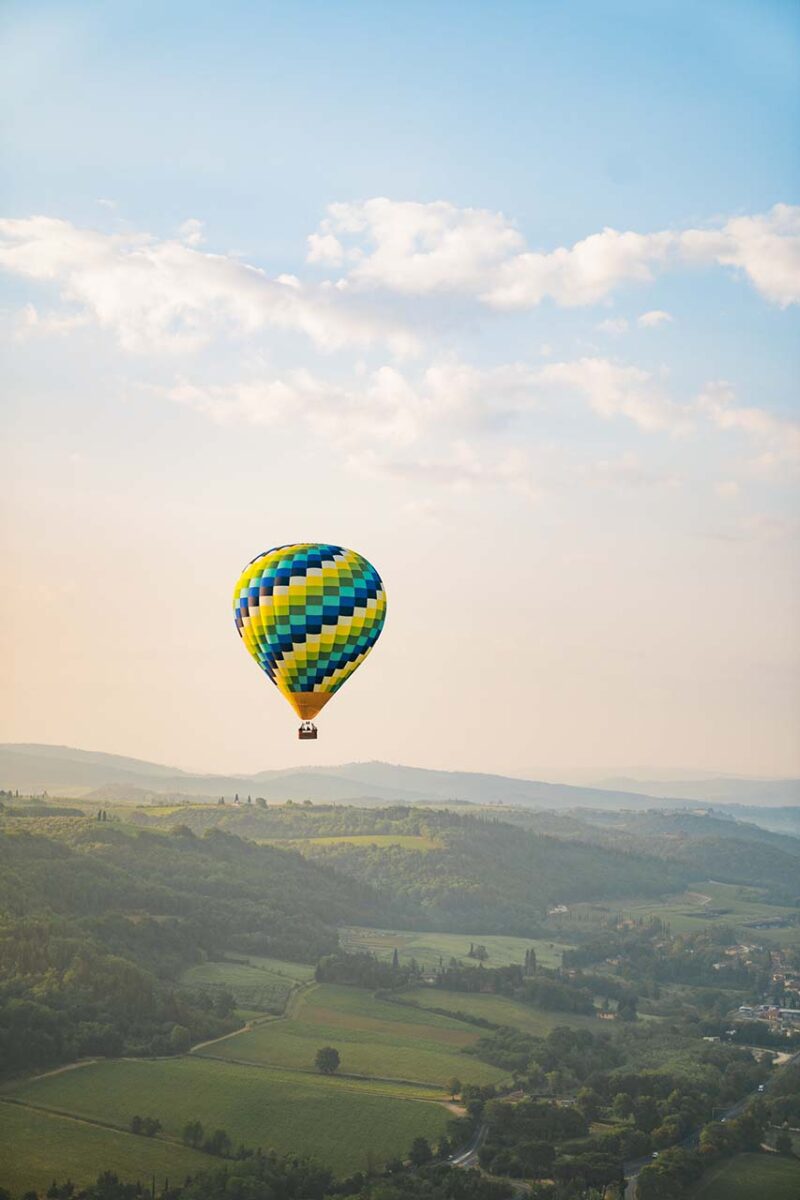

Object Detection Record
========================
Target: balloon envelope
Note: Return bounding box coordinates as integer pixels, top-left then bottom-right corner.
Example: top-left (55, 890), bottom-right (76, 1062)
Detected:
top-left (233, 543), bottom-right (387, 720)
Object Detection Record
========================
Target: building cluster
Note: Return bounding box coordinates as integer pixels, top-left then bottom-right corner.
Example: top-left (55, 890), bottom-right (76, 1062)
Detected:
top-left (737, 1003), bottom-right (800, 1030)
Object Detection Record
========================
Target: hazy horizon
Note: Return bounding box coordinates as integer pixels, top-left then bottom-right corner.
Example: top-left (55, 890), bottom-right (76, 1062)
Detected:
top-left (2, 2), bottom-right (798, 778)
top-left (2, 739), bottom-right (798, 788)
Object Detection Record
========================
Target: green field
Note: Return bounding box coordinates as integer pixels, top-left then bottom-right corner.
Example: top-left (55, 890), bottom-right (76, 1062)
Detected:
top-left (0, 1098), bottom-right (209, 1195)
top-left (3, 1056), bottom-right (451, 1180)
top-left (195, 983), bottom-right (506, 1086)
top-left (689, 1151), bottom-right (800, 1199)
top-left (180, 955), bottom-right (314, 1011)
top-left (399, 986), bottom-right (601, 1036)
top-left (560, 882), bottom-right (800, 944)
top-left (267, 834), bottom-right (441, 850)
top-left (339, 927), bottom-right (572, 970)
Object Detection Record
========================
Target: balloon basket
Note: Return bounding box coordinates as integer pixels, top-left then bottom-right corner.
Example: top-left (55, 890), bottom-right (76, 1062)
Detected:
top-left (298, 722), bottom-right (318, 740)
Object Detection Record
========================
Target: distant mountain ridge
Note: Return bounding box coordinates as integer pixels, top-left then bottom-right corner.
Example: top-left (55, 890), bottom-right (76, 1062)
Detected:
top-left (596, 775), bottom-right (800, 805)
top-left (0, 743), bottom-right (797, 811)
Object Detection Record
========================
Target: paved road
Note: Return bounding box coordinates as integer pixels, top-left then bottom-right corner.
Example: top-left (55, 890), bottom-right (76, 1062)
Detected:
top-left (450, 1120), bottom-right (488, 1167)
top-left (452, 1050), bottom-right (799, 1198)
top-left (623, 1049), bottom-right (800, 1199)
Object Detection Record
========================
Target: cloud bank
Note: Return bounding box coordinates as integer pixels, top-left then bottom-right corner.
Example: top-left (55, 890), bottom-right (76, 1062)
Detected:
top-left (309, 200), bottom-right (800, 308)
top-left (0, 216), bottom-right (418, 355)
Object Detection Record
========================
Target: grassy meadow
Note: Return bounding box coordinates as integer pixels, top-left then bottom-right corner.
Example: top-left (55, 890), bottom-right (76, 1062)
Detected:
top-left (339, 926), bottom-right (571, 970)
top-left (195, 983), bottom-right (506, 1086)
top-left (553, 881), bottom-right (800, 943)
top-left (180, 955), bottom-right (315, 1011)
top-left (0, 1099), bottom-right (209, 1195)
top-left (2, 1056), bottom-right (451, 1180)
top-left (688, 1152), bottom-right (800, 1199)
top-left (398, 986), bottom-right (601, 1037)
top-left (266, 834), bottom-right (441, 850)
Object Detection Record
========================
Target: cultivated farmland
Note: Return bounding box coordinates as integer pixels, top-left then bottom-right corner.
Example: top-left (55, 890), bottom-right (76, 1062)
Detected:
top-left (2, 1056), bottom-right (451, 1180)
top-left (0, 1099), bottom-right (209, 1195)
top-left (180, 955), bottom-right (314, 1011)
top-left (195, 983), bottom-right (507, 1086)
top-left (398, 986), bottom-right (602, 1037)
top-left (688, 1152), bottom-right (800, 1199)
top-left (339, 926), bottom-right (571, 970)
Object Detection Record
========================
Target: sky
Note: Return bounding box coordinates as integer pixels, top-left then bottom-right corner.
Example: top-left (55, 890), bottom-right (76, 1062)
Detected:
top-left (1, 0), bottom-right (798, 779)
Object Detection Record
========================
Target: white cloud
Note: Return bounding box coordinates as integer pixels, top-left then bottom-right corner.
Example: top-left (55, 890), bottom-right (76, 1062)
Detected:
top-left (172, 354), bottom-right (794, 460)
top-left (158, 352), bottom-right (798, 509)
top-left (486, 228), bottom-right (674, 309)
top-left (638, 309), bottom-right (673, 328)
top-left (356, 441), bottom-right (538, 497)
top-left (309, 200), bottom-right (800, 308)
top-left (166, 358), bottom-right (542, 454)
top-left (739, 514), bottom-right (800, 542)
top-left (698, 381), bottom-right (800, 467)
top-left (0, 216), bottom-right (418, 355)
top-left (715, 480), bottom-right (740, 499)
top-left (679, 204), bottom-right (800, 308)
top-left (597, 317), bottom-right (630, 335)
top-left (539, 357), bottom-right (692, 433)
top-left (306, 231), bottom-right (344, 266)
top-left (590, 452), bottom-right (681, 490)
top-left (15, 300), bottom-right (89, 337)
top-left (167, 365), bottom-right (421, 448)
top-left (310, 198), bottom-right (524, 293)
top-left (178, 218), bottom-right (205, 247)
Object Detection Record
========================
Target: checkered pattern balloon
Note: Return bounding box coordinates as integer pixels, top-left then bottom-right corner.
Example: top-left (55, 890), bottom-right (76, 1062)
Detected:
top-left (233, 544), bottom-right (387, 720)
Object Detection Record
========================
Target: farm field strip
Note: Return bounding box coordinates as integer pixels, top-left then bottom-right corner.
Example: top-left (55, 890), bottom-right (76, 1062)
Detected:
top-left (193, 1052), bottom-right (450, 1099)
top-left (3, 1056), bottom-right (451, 1177)
top-left (263, 834), bottom-right (441, 850)
top-left (557, 882), bottom-right (800, 943)
top-left (398, 986), bottom-right (602, 1036)
top-left (0, 1098), bottom-right (209, 1195)
top-left (180, 955), bottom-right (313, 1011)
top-left (688, 1151), bottom-right (800, 1199)
top-left (194, 983), bottom-right (505, 1086)
top-left (339, 927), bottom-right (572, 970)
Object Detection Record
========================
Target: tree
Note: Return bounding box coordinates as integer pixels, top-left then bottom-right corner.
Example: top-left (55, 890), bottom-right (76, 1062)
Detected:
top-left (204, 1128), bottom-right (232, 1157)
top-left (576, 1087), bottom-right (602, 1121)
top-left (182, 1120), bottom-right (204, 1148)
top-left (129, 1116), bottom-right (142, 1135)
top-left (408, 1136), bottom-right (432, 1166)
top-left (613, 1092), bottom-right (633, 1120)
top-left (315, 1046), bottom-right (340, 1074)
top-left (437, 1135), bottom-right (452, 1159)
top-left (392, 947), bottom-right (400, 970)
top-left (473, 944), bottom-right (489, 962)
top-left (774, 1129), bottom-right (792, 1154)
top-left (170, 1023), bottom-right (191, 1052)
top-left (256, 797), bottom-right (267, 808)
top-left (617, 996), bottom-right (638, 1021)
top-left (633, 1095), bottom-right (661, 1134)
top-left (213, 990), bottom-right (235, 1018)
top-left (447, 1077), bottom-right (462, 1100)
top-left (517, 1140), bottom-right (555, 1178)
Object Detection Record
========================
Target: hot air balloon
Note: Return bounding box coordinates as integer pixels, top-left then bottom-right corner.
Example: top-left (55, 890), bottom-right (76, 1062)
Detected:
top-left (233, 543), bottom-right (387, 739)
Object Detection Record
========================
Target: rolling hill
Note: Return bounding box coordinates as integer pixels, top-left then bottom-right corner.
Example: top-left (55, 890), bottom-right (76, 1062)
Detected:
top-left (0, 743), bottom-right (703, 809)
